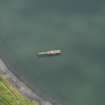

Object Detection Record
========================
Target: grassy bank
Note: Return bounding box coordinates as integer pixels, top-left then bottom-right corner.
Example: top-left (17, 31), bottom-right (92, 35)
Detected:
top-left (0, 76), bottom-right (39, 105)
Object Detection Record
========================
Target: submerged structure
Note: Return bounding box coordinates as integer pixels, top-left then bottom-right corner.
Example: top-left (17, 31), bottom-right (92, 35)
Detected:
top-left (37, 50), bottom-right (63, 57)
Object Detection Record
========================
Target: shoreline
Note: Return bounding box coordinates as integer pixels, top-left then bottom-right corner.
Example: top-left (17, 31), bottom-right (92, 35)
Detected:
top-left (0, 58), bottom-right (53, 105)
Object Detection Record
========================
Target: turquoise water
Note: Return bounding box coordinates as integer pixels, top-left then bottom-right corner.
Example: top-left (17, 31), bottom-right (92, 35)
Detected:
top-left (0, 0), bottom-right (105, 105)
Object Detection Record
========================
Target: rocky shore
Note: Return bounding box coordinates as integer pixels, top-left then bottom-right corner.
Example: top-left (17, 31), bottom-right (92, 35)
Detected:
top-left (0, 59), bottom-right (53, 105)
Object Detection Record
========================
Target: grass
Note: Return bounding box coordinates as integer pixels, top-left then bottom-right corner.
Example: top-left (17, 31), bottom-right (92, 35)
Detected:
top-left (0, 76), bottom-right (39, 105)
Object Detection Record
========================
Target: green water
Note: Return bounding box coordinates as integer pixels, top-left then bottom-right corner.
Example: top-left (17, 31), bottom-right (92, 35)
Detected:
top-left (0, 0), bottom-right (105, 105)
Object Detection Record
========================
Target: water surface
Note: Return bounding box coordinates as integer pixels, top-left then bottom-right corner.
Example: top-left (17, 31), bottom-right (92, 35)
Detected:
top-left (0, 0), bottom-right (105, 105)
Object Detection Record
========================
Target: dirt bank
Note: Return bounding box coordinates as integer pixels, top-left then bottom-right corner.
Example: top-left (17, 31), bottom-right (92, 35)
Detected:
top-left (0, 59), bottom-right (53, 105)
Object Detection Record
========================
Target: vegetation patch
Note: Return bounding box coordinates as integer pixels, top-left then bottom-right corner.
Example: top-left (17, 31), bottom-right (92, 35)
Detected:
top-left (0, 76), bottom-right (39, 105)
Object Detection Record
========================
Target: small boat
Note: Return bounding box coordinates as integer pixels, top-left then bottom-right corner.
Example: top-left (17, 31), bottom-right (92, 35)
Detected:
top-left (37, 49), bottom-right (63, 57)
